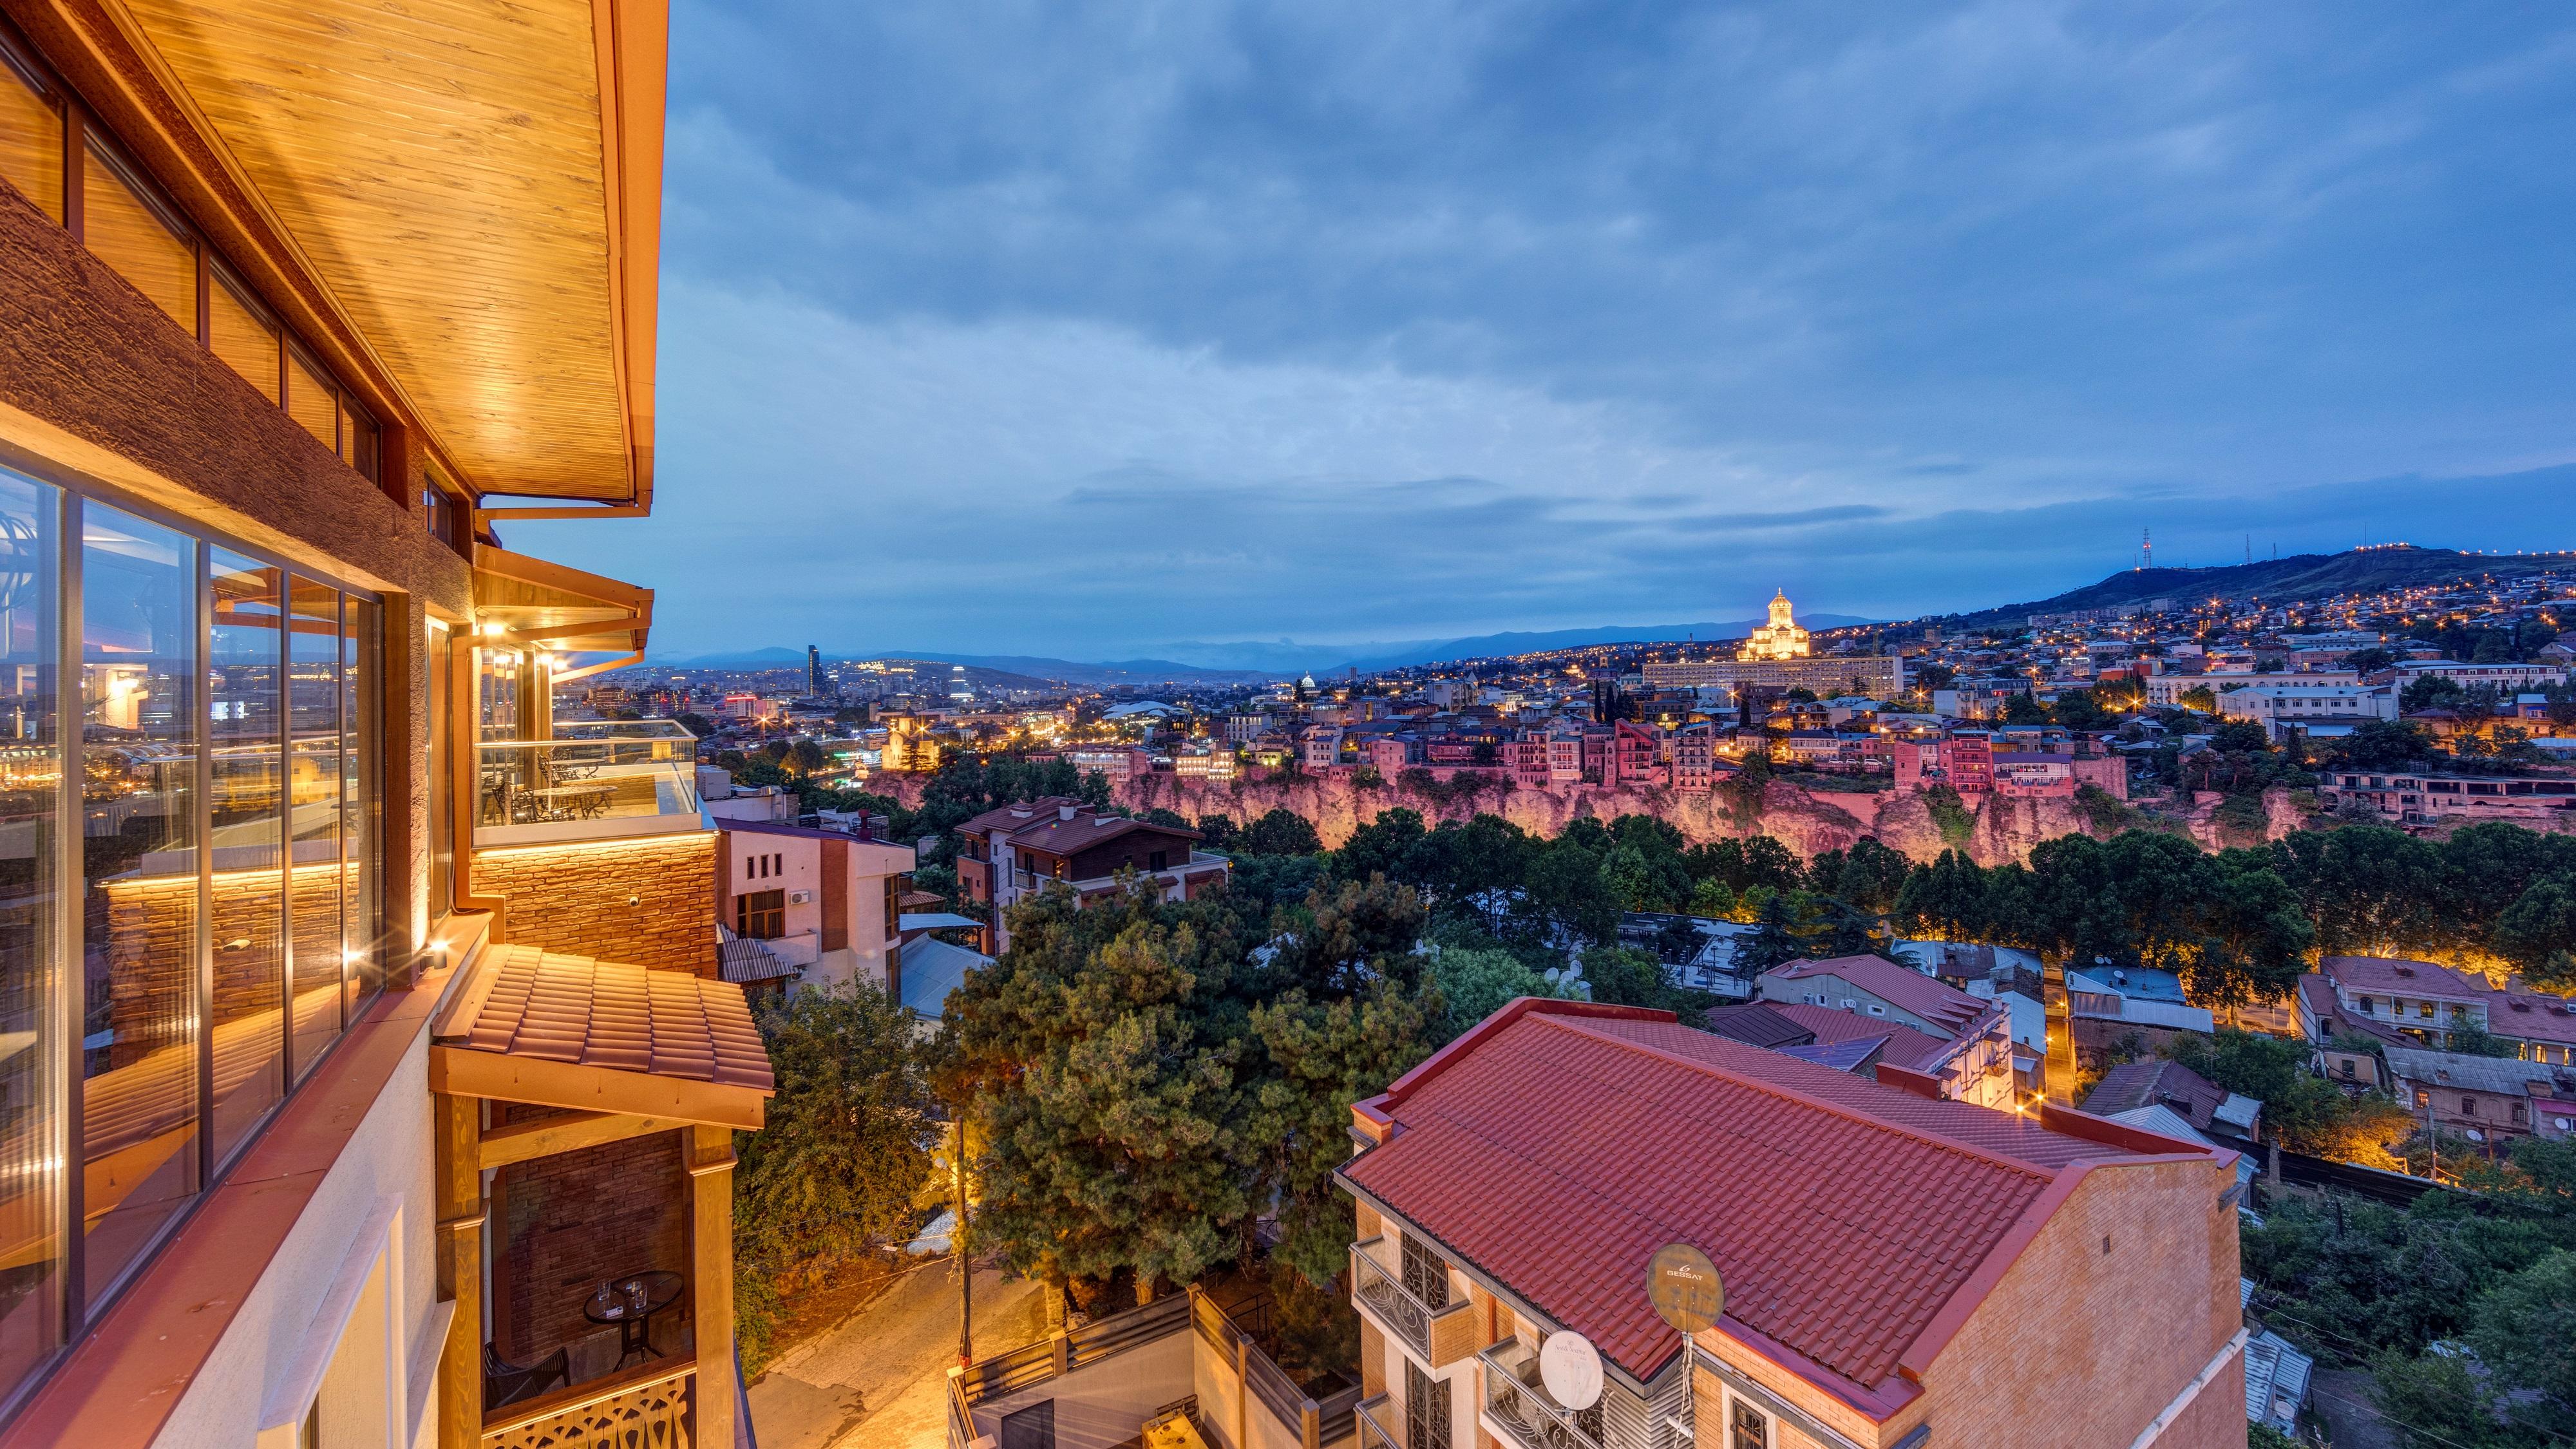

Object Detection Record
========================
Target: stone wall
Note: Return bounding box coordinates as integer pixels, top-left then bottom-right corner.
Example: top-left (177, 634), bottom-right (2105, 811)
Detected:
top-left (471, 832), bottom-right (716, 976)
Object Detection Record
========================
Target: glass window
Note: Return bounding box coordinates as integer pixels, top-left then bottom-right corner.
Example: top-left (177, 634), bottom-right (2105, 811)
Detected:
top-left (478, 646), bottom-right (520, 739)
top-left (286, 578), bottom-right (341, 1077)
top-left (208, 270), bottom-right (278, 404)
top-left (208, 549), bottom-right (284, 1157)
top-left (1729, 1399), bottom-right (1769, 1449)
top-left (736, 889), bottom-right (783, 941)
top-left (0, 470), bottom-right (62, 1401)
top-left (0, 55), bottom-right (62, 223)
top-left (427, 626), bottom-right (450, 925)
top-left (1399, 1232), bottom-right (1448, 1309)
top-left (82, 142), bottom-right (195, 333)
top-left (343, 403), bottom-right (379, 482)
top-left (341, 596), bottom-right (380, 1010)
top-left (78, 504), bottom-right (201, 1305)
top-left (1403, 1359), bottom-right (1448, 1449)
top-left (284, 348), bottom-right (336, 455)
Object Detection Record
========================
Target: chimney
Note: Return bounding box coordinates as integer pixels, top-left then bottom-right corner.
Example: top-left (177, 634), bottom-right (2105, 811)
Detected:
top-left (1059, 804), bottom-right (1077, 821)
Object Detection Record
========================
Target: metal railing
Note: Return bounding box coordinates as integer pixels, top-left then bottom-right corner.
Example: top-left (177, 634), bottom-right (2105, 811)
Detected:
top-left (476, 726), bottom-right (699, 837)
top-left (483, 1358), bottom-right (695, 1449)
top-left (1481, 1340), bottom-right (1603, 1449)
top-left (1350, 1238), bottom-right (1470, 1360)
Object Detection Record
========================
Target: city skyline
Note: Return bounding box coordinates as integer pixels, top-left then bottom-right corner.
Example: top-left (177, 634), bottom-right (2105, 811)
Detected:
top-left (503, 1), bottom-right (2576, 658)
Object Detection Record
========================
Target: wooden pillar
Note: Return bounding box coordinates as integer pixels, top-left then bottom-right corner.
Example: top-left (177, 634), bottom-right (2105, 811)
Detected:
top-left (381, 591), bottom-right (422, 988)
top-left (690, 1124), bottom-right (740, 1448)
top-left (434, 1092), bottom-right (486, 1449)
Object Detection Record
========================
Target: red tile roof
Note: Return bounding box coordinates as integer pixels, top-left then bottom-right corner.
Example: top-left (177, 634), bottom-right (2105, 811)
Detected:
top-left (457, 945), bottom-right (773, 1092)
top-left (1766, 955), bottom-right (1991, 1036)
top-left (2319, 955), bottom-right (2488, 1000)
top-left (956, 796), bottom-right (1200, 856)
top-left (1341, 1002), bottom-right (2183, 1396)
top-left (1760, 1002), bottom-right (1956, 1075)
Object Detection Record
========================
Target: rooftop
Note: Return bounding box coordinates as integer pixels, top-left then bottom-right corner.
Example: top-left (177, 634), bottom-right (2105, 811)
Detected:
top-left (1766, 955), bottom-right (1994, 1036)
top-left (1339, 1000), bottom-right (2204, 1397)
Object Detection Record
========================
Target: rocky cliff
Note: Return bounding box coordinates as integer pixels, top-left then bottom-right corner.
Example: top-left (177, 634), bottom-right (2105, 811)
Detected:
top-left (864, 769), bottom-right (2311, 865)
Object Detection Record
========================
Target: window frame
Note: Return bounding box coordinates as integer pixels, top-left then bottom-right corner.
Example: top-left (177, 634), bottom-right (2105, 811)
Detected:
top-left (737, 888), bottom-right (786, 941)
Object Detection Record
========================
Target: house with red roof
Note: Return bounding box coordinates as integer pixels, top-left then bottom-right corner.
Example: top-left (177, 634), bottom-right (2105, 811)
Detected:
top-left (2301, 956), bottom-right (2576, 1065)
top-left (1756, 956), bottom-right (2018, 1109)
top-left (1336, 999), bottom-right (2247, 1449)
top-left (951, 796), bottom-right (1230, 950)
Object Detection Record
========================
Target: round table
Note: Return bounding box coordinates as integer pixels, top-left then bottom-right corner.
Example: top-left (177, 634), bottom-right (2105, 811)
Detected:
top-left (583, 1271), bottom-right (684, 1368)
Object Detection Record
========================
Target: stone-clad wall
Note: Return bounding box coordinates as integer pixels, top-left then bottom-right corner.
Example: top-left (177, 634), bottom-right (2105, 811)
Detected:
top-left (471, 833), bottom-right (717, 976)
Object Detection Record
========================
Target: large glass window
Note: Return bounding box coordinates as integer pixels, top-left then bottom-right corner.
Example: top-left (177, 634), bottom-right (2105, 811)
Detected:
top-left (0, 474), bottom-right (61, 1400)
top-left (207, 270), bottom-right (279, 404)
top-left (0, 448), bottom-right (385, 1409)
top-left (0, 51), bottom-right (61, 223)
top-left (82, 142), bottom-right (195, 334)
top-left (77, 504), bottom-right (199, 1305)
top-left (287, 579), bottom-right (340, 1077)
top-left (427, 625), bottom-right (450, 924)
top-left (209, 549), bottom-right (283, 1156)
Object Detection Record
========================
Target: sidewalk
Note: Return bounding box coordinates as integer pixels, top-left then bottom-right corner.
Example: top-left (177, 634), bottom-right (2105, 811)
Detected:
top-left (748, 1259), bottom-right (1047, 1449)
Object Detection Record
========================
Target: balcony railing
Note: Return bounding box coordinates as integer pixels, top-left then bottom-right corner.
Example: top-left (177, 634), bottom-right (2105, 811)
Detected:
top-left (1356, 1394), bottom-right (1402, 1449)
top-left (482, 1358), bottom-right (695, 1449)
top-left (1349, 1238), bottom-right (1473, 1364)
top-left (1480, 1340), bottom-right (1603, 1449)
top-left (476, 722), bottom-right (701, 844)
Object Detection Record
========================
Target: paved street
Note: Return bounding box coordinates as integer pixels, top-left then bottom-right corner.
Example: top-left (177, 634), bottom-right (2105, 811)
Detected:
top-left (749, 1260), bottom-right (1048, 1449)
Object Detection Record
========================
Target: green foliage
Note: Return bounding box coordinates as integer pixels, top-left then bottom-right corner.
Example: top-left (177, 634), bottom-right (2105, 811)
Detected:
top-left (2051, 687), bottom-right (2118, 731)
top-left (1923, 784), bottom-right (1975, 848)
top-left (2001, 692), bottom-right (2051, 726)
top-left (2318, 718), bottom-right (2436, 771)
top-left (735, 983), bottom-right (937, 1371)
top-left (1424, 946), bottom-right (1564, 1039)
top-left (1242, 808), bottom-right (1324, 857)
top-left (1244, 983), bottom-right (1435, 1287)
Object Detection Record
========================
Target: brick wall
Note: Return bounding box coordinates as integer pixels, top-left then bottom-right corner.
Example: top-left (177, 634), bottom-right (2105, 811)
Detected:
top-left (493, 1106), bottom-right (693, 1367)
top-left (1910, 1156), bottom-right (2240, 1448)
top-left (471, 832), bottom-right (716, 975)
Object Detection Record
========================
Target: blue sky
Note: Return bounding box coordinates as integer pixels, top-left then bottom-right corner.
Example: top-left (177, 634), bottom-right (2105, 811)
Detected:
top-left (506, 2), bottom-right (2576, 662)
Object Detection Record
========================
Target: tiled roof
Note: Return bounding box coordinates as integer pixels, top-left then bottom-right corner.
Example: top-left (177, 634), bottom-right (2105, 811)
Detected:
top-left (2318, 955), bottom-right (2488, 1000)
top-left (1767, 955), bottom-right (1992, 1036)
top-left (1698, 1003), bottom-right (1812, 1050)
top-left (2082, 1061), bottom-right (2227, 1133)
top-left (1760, 1002), bottom-right (1955, 1075)
top-left (1341, 1004), bottom-right (2152, 1394)
top-left (955, 797), bottom-right (1200, 855)
top-left (457, 945), bottom-right (773, 1092)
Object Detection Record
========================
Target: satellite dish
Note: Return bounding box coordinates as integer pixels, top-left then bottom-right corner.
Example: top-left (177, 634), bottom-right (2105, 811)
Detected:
top-left (1647, 1243), bottom-right (1725, 1336)
top-left (1539, 1331), bottom-right (1604, 1410)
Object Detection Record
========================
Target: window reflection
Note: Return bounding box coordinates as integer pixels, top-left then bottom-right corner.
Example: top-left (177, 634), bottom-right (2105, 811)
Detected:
top-left (287, 578), bottom-right (341, 1077)
top-left (209, 550), bottom-right (283, 1157)
top-left (79, 505), bottom-right (199, 1302)
top-left (0, 474), bottom-right (60, 1397)
top-left (341, 599), bottom-right (381, 1008)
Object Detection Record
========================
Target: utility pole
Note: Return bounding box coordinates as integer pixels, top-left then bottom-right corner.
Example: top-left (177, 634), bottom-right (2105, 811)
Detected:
top-left (954, 1115), bottom-right (973, 1367)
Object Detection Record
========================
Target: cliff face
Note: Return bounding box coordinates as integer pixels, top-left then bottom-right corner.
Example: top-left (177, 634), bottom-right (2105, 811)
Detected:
top-left (865, 769), bottom-right (2311, 865)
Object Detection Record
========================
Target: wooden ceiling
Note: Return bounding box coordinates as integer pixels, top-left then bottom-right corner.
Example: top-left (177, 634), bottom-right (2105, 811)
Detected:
top-left (106, 0), bottom-right (661, 505)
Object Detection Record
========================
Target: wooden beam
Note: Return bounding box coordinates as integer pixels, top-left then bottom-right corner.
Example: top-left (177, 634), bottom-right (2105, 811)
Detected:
top-left (430, 1045), bottom-right (768, 1132)
top-left (432, 1092), bottom-right (484, 1449)
top-left (477, 1110), bottom-right (683, 1171)
top-left (689, 1124), bottom-right (739, 1449)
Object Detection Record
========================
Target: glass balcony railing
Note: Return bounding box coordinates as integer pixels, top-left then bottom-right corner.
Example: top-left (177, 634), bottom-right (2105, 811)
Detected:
top-left (476, 723), bottom-right (699, 842)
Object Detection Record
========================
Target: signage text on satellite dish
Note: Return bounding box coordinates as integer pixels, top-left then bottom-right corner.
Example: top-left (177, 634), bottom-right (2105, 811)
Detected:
top-left (1647, 1243), bottom-right (1724, 1336)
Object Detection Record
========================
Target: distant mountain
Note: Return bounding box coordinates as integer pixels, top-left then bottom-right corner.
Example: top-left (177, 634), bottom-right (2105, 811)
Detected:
top-left (1942, 545), bottom-right (2576, 629)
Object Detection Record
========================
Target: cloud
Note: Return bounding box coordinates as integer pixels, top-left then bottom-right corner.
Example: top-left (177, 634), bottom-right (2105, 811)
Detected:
top-left (515, 1), bottom-right (2576, 656)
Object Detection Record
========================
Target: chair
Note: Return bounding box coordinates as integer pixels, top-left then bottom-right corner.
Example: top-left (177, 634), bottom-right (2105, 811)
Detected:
top-left (484, 1341), bottom-right (570, 1412)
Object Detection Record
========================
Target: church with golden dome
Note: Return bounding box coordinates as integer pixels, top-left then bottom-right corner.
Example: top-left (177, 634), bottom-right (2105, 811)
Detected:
top-left (1737, 589), bottom-right (1812, 661)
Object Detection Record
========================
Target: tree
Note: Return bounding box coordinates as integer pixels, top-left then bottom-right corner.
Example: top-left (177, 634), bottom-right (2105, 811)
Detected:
top-left (2177, 685), bottom-right (2217, 713)
top-left (2320, 718), bottom-right (2434, 771)
top-left (736, 982), bottom-right (938, 1365)
top-left (1895, 850), bottom-right (1992, 941)
top-left (2052, 687), bottom-right (2117, 731)
top-left (1333, 808), bottom-right (1432, 894)
top-left (1195, 813), bottom-right (1240, 850)
top-left (2269, 826), bottom-right (2448, 958)
top-left (949, 882), bottom-right (1259, 1302)
top-left (1242, 808), bottom-right (1323, 857)
top-left (1734, 893), bottom-right (1809, 973)
top-left (2469, 1252), bottom-right (2576, 1437)
top-left (1244, 985), bottom-right (1435, 1287)
top-left (1581, 944), bottom-right (1680, 1011)
top-left (674, 710), bottom-right (715, 737)
top-left (1141, 807), bottom-right (1191, 829)
top-left (1425, 947), bottom-right (1562, 1039)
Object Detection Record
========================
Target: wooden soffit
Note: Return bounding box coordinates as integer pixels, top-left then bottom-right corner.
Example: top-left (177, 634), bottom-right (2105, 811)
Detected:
top-left (473, 542), bottom-right (652, 654)
top-left (57, 0), bottom-right (664, 506)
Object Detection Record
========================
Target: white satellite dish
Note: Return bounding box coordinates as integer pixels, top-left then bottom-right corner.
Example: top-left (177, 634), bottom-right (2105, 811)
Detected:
top-left (1539, 1331), bottom-right (1604, 1410)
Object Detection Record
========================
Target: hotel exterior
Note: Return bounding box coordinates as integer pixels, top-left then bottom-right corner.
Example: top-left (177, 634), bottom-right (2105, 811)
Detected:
top-left (0, 3), bottom-right (768, 1447)
top-left (1338, 1000), bottom-right (2246, 1449)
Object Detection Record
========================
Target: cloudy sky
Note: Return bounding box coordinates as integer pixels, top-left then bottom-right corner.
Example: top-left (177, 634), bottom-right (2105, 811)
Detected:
top-left (505, 2), bottom-right (2576, 662)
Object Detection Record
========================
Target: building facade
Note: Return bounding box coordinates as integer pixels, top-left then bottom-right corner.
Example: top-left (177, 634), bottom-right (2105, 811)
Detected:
top-left (952, 797), bottom-right (1229, 951)
top-left (0, 5), bottom-right (770, 1447)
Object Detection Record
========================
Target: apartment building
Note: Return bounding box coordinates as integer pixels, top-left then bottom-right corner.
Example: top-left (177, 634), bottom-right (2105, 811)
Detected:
top-left (951, 797), bottom-right (1229, 951)
top-left (715, 819), bottom-right (916, 992)
top-left (2384, 1047), bottom-right (2576, 1146)
top-left (2316, 768), bottom-right (2576, 827)
top-left (0, 5), bottom-right (773, 1446)
top-left (1338, 999), bottom-right (2246, 1449)
top-left (2298, 956), bottom-right (2576, 1065)
top-left (2215, 684), bottom-right (2396, 741)
top-left (1756, 956), bottom-right (2016, 1109)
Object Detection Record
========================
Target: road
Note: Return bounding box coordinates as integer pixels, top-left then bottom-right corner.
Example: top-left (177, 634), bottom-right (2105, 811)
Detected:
top-left (749, 1258), bottom-right (1047, 1449)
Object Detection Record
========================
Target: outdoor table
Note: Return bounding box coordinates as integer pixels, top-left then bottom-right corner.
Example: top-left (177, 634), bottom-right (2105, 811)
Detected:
top-left (524, 782), bottom-right (615, 819)
top-left (583, 1270), bottom-right (684, 1368)
top-left (1144, 1409), bottom-right (1208, 1449)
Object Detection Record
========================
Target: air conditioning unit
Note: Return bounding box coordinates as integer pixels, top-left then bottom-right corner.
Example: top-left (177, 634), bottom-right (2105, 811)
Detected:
top-left (788, 890), bottom-right (813, 905)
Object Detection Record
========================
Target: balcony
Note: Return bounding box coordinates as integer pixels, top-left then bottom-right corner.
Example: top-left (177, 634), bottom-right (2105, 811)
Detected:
top-left (481, 1359), bottom-right (696, 1449)
top-left (1356, 1394), bottom-right (1402, 1449)
top-left (1349, 1238), bottom-right (1477, 1368)
top-left (1479, 1340), bottom-right (1603, 1449)
top-left (476, 719), bottom-right (701, 846)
